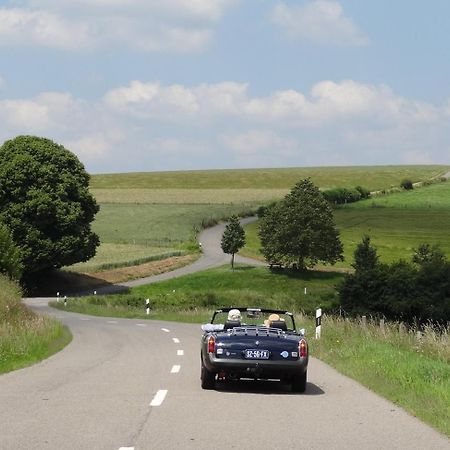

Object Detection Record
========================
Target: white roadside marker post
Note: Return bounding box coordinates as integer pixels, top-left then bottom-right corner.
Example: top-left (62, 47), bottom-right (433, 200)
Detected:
top-left (64, 296), bottom-right (67, 307)
top-left (315, 308), bottom-right (322, 339)
top-left (57, 292), bottom-right (60, 303)
top-left (146, 299), bottom-right (150, 315)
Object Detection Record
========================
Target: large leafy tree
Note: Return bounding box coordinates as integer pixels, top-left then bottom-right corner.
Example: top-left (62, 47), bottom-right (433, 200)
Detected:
top-left (0, 136), bottom-right (100, 279)
top-left (259, 178), bottom-right (343, 270)
top-left (221, 215), bottom-right (246, 269)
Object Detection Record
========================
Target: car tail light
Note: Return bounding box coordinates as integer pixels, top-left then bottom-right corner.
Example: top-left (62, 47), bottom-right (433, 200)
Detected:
top-left (207, 336), bottom-right (216, 353)
top-left (299, 339), bottom-right (308, 358)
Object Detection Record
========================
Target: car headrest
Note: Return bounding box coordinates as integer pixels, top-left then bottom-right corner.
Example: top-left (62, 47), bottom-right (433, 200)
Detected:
top-left (224, 320), bottom-right (241, 330)
top-left (269, 320), bottom-right (287, 331)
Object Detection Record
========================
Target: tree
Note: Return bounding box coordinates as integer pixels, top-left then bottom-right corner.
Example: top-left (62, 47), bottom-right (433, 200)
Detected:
top-left (352, 235), bottom-right (379, 272)
top-left (0, 136), bottom-right (100, 280)
top-left (412, 243), bottom-right (445, 266)
top-left (259, 178), bottom-right (343, 270)
top-left (0, 222), bottom-right (23, 280)
top-left (221, 215), bottom-right (246, 269)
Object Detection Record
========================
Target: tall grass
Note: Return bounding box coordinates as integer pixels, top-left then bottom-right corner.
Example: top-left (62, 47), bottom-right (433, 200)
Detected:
top-left (312, 316), bottom-right (450, 436)
top-left (0, 275), bottom-right (71, 374)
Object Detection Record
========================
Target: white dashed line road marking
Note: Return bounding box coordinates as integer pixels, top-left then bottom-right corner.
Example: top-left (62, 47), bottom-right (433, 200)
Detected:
top-left (136, 324), bottom-right (147, 327)
top-left (150, 390), bottom-right (168, 407)
top-left (107, 320), bottom-right (118, 324)
top-left (171, 365), bottom-right (181, 374)
top-left (119, 447), bottom-right (134, 450)
top-left (79, 318), bottom-right (90, 321)
top-left (161, 328), bottom-right (170, 333)
top-left (172, 338), bottom-right (180, 343)
top-left (177, 350), bottom-right (184, 356)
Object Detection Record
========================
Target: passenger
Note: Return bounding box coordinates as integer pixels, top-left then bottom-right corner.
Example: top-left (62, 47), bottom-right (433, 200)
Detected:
top-left (268, 313), bottom-right (280, 326)
top-left (227, 309), bottom-right (241, 321)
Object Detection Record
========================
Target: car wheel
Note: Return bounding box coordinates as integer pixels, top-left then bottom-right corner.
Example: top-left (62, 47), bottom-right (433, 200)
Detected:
top-left (201, 363), bottom-right (216, 390)
top-left (292, 370), bottom-right (307, 393)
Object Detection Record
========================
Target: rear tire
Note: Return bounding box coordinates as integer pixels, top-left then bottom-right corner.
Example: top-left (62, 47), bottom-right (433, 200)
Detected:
top-left (292, 370), bottom-right (307, 393)
top-left (201, 363), bottom-right (216, 390)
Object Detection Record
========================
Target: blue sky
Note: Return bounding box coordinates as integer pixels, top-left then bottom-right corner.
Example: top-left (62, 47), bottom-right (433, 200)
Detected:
top-left (0, 0), bottom-right (449, 173)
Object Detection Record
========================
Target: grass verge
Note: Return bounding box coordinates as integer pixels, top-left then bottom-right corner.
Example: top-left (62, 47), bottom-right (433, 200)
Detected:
top-left (53, 265), bottom-right (342, 317)
top-left (0, 276), bottom-right (72, 374)
top-left (311, 316), bottom-right (450, 437)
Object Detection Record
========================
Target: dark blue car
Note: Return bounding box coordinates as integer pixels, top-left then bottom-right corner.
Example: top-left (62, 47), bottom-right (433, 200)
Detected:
top-left (200, 307), bottom-right (309, 392)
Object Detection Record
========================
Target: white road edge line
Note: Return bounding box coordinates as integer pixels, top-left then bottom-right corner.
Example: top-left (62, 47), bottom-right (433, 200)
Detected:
top-left (171, 365), bottom-right (181, 374)
top-left (79, 318), bottom-right (90, 321)
top-left (136, 324), bottom-right (147, 327)
top-left (150, 389), bottom-right (168, 407)
top-left (161, 328), bottom-right (170, 333)
top-left (177, 350), bottom-right (184, 356)
top-left (118, 447), bottom-right (134, 450)
top-left (107, 320), bottom-right (118, 324)
top-left (172, 337), bottom-right (180, 343)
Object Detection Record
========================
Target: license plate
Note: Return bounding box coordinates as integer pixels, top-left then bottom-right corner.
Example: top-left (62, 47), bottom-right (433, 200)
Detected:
top-left (244, 349), bottom-right (270, 359)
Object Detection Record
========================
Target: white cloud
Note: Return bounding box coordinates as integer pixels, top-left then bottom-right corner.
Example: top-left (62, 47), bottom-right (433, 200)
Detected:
top-left (24, 0), bottom-right (236, 22)
top-left (271, 1), bottom-right (369, 46)
top-left (65, 133), bottom-right (119, 161)
top-left (104, 81), bottom-right (199, 118)
top-left (0, 92), bottom-right (78, 130)
top-left (0, 8), bottom-right (92, 50)
top-left (0, 0), bottom-right (237, 52)
top-left (1, 80), bottom-right (449, 172)
top-left (103, 79), bottom-right (438, 128)
top-left (221, 130), bottom-right (299, 167)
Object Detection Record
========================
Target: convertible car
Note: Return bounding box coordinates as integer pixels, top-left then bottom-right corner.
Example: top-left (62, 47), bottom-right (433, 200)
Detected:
top-left (200, 307), bottom-right (308, 392)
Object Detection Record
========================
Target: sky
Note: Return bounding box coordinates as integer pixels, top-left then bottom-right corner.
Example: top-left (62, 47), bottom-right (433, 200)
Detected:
top-left (0, 0), bottom-right (450, 174)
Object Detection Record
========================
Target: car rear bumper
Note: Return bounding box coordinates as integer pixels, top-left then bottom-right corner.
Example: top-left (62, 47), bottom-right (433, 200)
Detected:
top-left (203, 353), bottom-right (308, 377)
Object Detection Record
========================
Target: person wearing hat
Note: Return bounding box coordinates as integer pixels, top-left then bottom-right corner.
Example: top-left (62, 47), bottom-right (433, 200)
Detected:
top-left (227, 309), bottom-right (241, 321)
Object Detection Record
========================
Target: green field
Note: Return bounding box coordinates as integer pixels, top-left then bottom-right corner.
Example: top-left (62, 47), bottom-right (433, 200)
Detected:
top-left (67, 203), bottom-right (256, 273)
top-left (68, 165), bottom-right (449, 273)
top-left (90, 165), bottom-right (448, 190)
top-left (241, 181), bottom-right (450, 266)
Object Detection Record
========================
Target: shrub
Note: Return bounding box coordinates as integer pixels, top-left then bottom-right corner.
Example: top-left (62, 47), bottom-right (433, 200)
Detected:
top-left (400, 179), bottom-right (414, 190)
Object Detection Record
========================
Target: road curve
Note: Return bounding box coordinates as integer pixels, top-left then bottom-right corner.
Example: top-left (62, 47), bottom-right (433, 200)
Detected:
top-left (1, 219), bottom-right (449, 449)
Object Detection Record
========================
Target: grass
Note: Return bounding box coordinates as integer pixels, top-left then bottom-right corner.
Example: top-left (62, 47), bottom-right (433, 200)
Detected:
top-left (67, 243), bottom-right (187, 273)
top-left (241, 181), bottom-right (450, 266)
top-left (0, 275), bottom-right (72, 374)
top-left (64, 203), bottom-right (257, 274)
top-left (53, 265), bottom-right (343, 317)
top-left (90, 165), bottom-right (449, 191)
top-left (311, 316), bottom-right (450, 436)
top-left (91, 188), bottom-right (287, 204)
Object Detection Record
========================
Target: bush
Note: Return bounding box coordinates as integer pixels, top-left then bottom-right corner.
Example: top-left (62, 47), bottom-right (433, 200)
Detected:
top-left (339, 239), bottom-right (450, 323)
top-left (400, 179), bottom-right (414, 190)
top-left (322, 186), bottom-right (368, 204)
top-left (0, 223), bottom-right (23, 280)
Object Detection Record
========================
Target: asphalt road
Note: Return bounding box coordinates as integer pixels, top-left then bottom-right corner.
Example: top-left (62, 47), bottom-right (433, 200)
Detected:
top-left (1, 220), bottom-right (449, 450)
